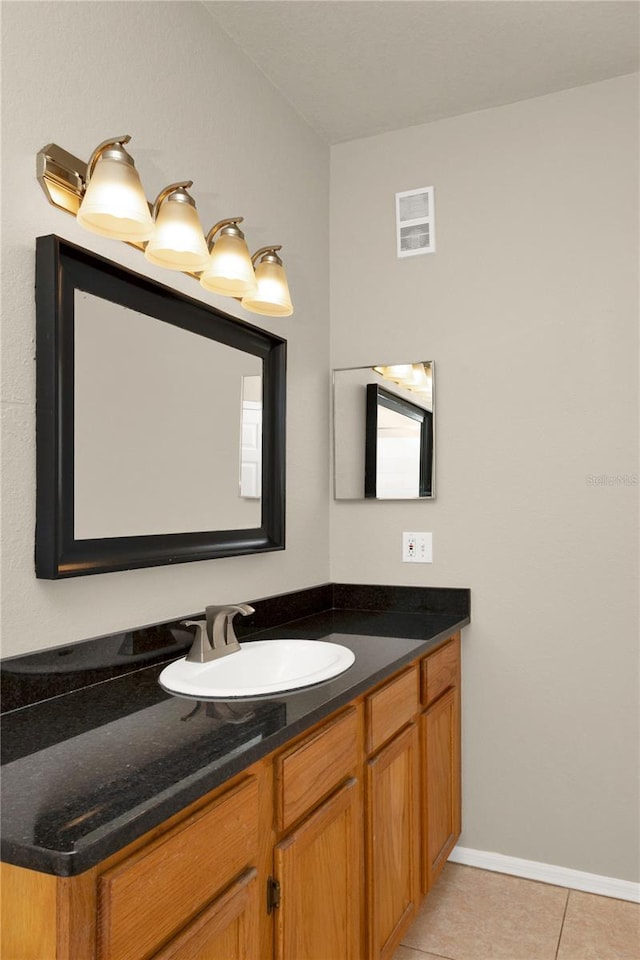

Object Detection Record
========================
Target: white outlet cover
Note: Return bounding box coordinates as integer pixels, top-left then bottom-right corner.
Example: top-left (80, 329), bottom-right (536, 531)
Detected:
top-left (402, 531), bottom-right (432, 563)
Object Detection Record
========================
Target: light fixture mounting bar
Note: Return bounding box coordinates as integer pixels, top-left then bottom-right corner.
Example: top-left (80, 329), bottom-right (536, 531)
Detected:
top-left (36, 143), bottom-right (87, 216)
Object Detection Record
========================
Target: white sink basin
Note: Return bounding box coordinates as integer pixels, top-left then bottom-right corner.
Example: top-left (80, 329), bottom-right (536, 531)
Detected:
top-left (159, 639), bottom-right (355, 699)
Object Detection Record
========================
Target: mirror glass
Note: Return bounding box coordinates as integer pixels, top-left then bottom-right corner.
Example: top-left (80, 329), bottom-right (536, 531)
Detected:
top-left (333, 362), bottom-right (434, 500)
top-left (35, 236), bottom-right (286, 579)
top-left (74, 292), bottom-right (262, 538)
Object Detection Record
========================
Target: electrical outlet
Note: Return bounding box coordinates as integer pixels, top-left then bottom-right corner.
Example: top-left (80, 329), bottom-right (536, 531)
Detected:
top-left (402, 532), bottom-right (432, 563)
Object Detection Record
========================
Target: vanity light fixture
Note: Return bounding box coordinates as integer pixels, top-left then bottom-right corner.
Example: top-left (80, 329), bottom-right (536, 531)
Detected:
top-left (144, 181), bottom-right (210, 272)
top-left (75, 136), bottom-right (154, 242)
top-left (200, 218), bottom-right (257, 297)
top-left (241, 246), bottom-right (293, 318)
top-left (36, 136), bottom-right (294, 316)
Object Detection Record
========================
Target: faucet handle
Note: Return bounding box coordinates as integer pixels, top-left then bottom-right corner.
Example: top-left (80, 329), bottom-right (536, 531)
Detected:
top-left (181, 619), bottom-right (210, 664)
top-left (204, 604), bottom-right (255, 653)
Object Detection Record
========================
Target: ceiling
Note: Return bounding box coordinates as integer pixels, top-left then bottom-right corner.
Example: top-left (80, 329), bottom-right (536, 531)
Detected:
top-left (204, 1), bottom-right (639, 144)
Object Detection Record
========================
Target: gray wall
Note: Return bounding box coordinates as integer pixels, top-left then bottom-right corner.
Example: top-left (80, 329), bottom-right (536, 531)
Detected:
top-left (0, 1), bottom-right (330, 657)
top-left (330, 75), bottom-right (639, 883)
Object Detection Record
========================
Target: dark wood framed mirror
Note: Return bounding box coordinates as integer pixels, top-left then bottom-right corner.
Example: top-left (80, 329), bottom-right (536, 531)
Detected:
top-left (364, 383), bottom-right (434, 499)
top-left (35, 236), bottom-right (286, 578)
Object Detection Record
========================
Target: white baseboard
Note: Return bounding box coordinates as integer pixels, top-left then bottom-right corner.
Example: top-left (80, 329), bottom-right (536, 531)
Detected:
top-left (448, 845), bottom-right (640, 904)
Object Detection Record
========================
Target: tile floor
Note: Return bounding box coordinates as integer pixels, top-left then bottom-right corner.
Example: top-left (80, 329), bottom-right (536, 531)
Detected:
top-left (392, 864), bottom-right (640, 960)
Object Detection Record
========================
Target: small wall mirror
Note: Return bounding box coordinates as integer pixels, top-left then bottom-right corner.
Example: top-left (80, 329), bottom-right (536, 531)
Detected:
top-left (35, 236), bottom-right (286, 578)
top-left (333, 362), bottom-right (434, 500)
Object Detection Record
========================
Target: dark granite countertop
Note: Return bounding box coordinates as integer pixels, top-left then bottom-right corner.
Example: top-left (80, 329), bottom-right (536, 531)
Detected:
top-left (0, 584), bottom-right (470, 877)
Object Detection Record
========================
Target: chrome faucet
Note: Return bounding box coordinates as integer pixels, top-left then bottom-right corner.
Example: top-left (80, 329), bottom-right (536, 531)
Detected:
top-left (183, 603), bottom-right (254, 663)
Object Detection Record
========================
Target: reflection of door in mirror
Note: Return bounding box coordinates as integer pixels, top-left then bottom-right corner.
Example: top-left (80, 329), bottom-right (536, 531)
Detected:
top-left (333, 362), bottom-right (434, 500)
top-left (74, 292), bottom-right (262, 537)
top-left (240, 375), bottom-right (262, 499)
top-left (375, 405), bottom-right (422, 497)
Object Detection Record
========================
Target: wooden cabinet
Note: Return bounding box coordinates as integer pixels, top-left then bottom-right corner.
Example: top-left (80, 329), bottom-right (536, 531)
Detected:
top-left (364, 666), bottom-right (420, 960)
top-left (0, 771), bottom-right (268, 960)
top-left (273, 707), bottom-right (363, 960)
top-left (153, 868), bottom-right (259, 960)
top-left (1, 633), bottom-right (462, 960)
top-left (97, 776), bottom-right (260, 960)
top-left (275, 708), bottom-right (359, 832)
top-left (366, 723), bottom-right (420, 960)
top-left (274, 779), bottom-right (361, 960)
top-left (366, 667), bottom-right (418, 755)
top-left (420, 636), bottom-right (462, 893)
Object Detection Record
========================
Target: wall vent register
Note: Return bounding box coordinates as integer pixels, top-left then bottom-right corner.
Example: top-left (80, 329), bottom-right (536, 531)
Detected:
top-left (396, 186), bottom-right (435, 257)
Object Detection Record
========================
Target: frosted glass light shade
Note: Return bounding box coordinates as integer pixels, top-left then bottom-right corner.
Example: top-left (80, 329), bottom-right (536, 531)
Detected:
top-left (77, 156), bottom-right (154, 241)
top-left (242, 259), bottom-right (293, 317)
top-left (145, 198), bottom-right (210, 272)
top-left (200, 233), bottom-right (257, 297)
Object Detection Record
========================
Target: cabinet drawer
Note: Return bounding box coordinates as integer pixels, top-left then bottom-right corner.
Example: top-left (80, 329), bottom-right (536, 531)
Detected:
top-left (98, 776), bottom-right (258, 960)
top-left (366, 667), bottom-right (418, 754)
top-left (421, 636), bottom-right (459, 707)
top-left (276, 708), bottom-right (358, 831)
top-left (152, 868), bottom-right (259, 960)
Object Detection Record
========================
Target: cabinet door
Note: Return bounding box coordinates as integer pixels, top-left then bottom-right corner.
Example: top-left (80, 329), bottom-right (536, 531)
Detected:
top-left (153, 868), bottom-right (259, 960)
top-left (421, 686), bottom-right (461, 893)
top-left (366, 723), bottom-right (420, 960)
top-left (274, 778), bottom-right (362, 960)
top-left (99, 777), bottom-right (259, 960)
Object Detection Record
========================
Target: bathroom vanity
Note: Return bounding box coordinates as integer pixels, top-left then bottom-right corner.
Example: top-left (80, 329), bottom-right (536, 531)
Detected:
top-left (1, 584), bottom-right (469, 960)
